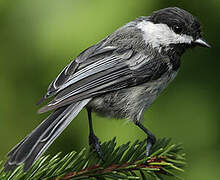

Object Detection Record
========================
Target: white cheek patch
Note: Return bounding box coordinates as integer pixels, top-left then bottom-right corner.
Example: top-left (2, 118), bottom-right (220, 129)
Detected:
top-left (137, 21), bottom-right (193, 49)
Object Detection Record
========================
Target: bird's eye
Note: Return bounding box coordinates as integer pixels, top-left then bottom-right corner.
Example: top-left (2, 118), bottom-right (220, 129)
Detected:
top-left (173, 25), bottom-right (183, 34)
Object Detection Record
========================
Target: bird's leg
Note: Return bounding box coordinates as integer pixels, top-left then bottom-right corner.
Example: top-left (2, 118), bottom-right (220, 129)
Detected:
top-left (87, 108), bottom-right (104, 160)
top-left (135, 121), bottom-right (156, 156)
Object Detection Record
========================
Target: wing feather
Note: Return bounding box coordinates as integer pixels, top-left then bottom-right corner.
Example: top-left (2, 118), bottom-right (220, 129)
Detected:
top-left (38, 44), bottom-right (170, 113)
top-left (38, 45), bottom-right (117, 103)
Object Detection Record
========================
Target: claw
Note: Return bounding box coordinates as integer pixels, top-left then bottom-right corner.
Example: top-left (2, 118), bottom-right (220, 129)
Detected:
top-left (135, 121), bottom-right (156, 156)
top-left (89, 134), bottom-right (104, 161)
top-left (146, 136), bottom-right (156, 156)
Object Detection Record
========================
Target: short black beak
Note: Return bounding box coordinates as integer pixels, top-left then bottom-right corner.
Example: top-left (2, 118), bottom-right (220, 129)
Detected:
top-left (194, 38), bottom-right (211, 48)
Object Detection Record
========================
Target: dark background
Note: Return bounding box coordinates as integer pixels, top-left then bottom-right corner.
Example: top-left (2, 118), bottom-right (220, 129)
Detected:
top-left (0, 0), bottom-right (219, 179)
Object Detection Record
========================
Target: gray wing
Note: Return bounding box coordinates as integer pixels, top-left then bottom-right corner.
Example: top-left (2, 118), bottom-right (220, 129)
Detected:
top-left (38, 44), bottom-right (170, 113)
top-left (37, 42), bottom-right (115, 102)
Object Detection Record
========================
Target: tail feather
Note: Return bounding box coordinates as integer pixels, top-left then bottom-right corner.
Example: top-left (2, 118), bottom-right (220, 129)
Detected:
top-left (4, 99), bottom-right (91, 171)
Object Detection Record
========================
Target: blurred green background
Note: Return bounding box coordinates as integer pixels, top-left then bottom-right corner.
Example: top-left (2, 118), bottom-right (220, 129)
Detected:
top-left (0, 0), bottom-right (219, 179)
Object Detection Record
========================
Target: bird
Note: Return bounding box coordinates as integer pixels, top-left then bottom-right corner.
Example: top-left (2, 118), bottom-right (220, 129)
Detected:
top-left (4, 7), bottom-right (210, 171)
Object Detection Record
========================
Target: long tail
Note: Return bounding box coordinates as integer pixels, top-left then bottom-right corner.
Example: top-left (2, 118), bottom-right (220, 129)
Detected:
top-left (4, 99), bottom-right (91, 171)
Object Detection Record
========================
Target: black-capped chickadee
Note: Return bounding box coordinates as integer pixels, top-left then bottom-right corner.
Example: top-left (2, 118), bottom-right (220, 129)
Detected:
top-left (4, 7), bottom-right (210, 171)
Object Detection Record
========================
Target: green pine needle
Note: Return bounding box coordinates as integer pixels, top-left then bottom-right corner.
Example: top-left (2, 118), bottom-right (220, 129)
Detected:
top-left (0, 137), bottom-right (186, 180)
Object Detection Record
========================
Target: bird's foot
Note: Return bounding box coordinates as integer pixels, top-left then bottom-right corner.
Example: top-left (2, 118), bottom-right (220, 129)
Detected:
top-left (146, 135), bottom-right (156, 156)
top-left (89, 133), bottom-right (104, 161)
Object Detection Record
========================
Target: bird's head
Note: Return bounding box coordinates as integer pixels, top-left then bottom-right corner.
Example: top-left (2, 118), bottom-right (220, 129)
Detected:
top-left (138, 7), bottom-right (211, 54)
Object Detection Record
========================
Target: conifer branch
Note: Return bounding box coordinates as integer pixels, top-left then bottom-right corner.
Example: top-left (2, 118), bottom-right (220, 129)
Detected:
top-left (0, 137), bottom-right (186, 179)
